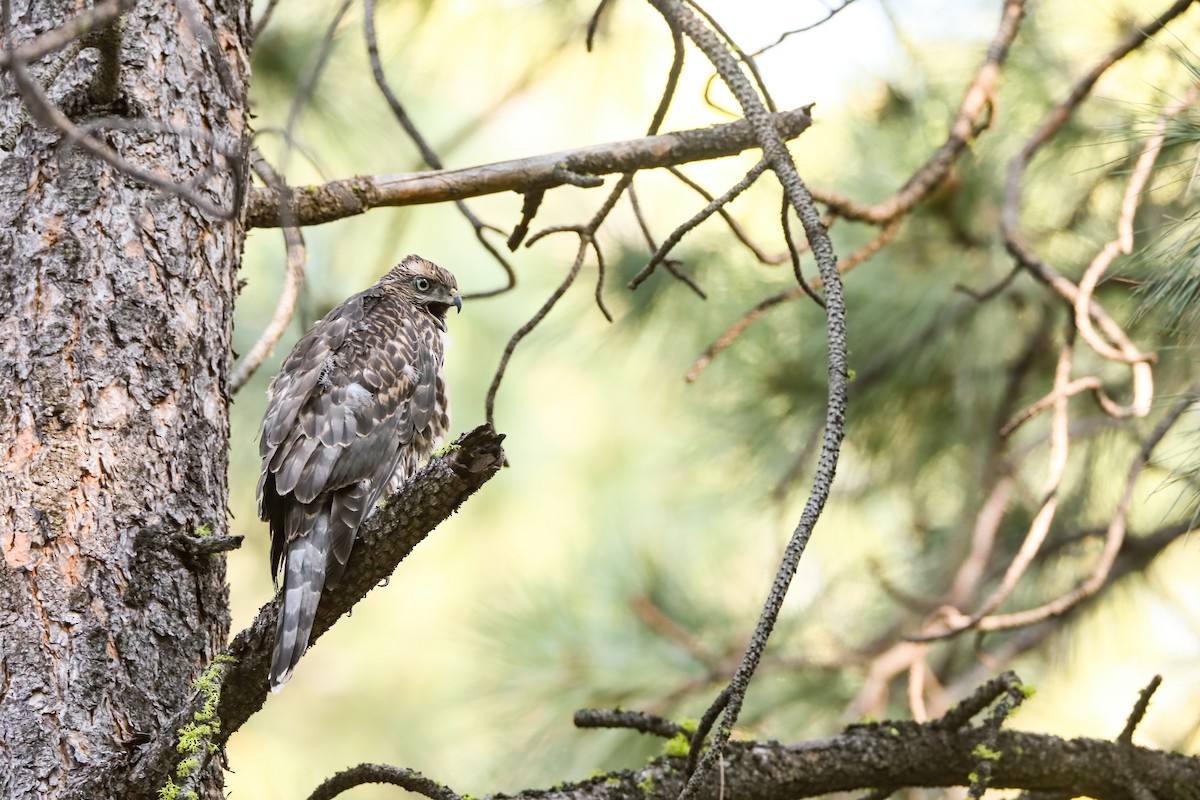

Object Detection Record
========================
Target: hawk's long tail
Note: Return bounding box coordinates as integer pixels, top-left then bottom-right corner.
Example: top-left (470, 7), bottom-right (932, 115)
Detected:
top-left (270, 515), bottom-right (332, 691)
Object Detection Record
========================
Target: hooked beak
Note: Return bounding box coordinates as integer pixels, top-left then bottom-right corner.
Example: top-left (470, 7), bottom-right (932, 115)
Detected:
top-left (451, 294), bottom-right (462, 313)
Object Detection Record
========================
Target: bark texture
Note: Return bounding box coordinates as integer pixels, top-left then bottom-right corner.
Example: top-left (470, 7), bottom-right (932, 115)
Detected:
top-left (488, 728), bottom-right (1200, 800)
top-left (0, 2), bottom-right (250, 799)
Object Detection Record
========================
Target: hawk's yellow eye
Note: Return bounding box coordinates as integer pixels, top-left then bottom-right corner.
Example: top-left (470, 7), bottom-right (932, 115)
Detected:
top-left (414, 277), bottom-right (431, 292)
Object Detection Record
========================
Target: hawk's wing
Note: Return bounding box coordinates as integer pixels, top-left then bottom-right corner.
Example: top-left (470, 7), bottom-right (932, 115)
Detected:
top-left (259, 288), bottom-right (443, 577)
top-left (256, 289), bottom-right (444, 688)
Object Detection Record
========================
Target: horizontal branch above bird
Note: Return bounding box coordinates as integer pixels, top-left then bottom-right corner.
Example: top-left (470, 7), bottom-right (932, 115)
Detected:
top-left (245, 106), bottom-right (814, 229)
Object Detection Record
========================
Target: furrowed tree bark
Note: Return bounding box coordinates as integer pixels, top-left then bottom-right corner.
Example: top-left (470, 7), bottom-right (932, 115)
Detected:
top-left (0, 3), bottom-right (250, 799)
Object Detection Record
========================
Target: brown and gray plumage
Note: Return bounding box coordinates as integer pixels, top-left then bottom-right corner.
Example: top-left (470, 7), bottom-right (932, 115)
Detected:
top-left (257, 254), bottom-right (460, 691)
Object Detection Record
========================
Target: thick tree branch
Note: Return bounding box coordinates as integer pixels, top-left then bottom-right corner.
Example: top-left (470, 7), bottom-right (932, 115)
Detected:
top-left (121, 426), bottom-right (505, 796)
top-left (452, 724), bottom-right (1197, 800)
top-left (216, 425), bottom-right (505, 735)
top-left (244, 106), bottom-right (813, 228)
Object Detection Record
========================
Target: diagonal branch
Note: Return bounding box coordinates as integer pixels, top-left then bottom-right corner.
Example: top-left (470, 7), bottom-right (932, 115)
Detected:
top-left (123, 425), bottom-right (506, 796)
top-left (214, 425), bottom-right (505, 736)
top-left (244, 106), bottom-right (814, 228)
top-left (229, 152), bottom-right (308, 393)
top-left (9, 51), bottom-right (239, 220)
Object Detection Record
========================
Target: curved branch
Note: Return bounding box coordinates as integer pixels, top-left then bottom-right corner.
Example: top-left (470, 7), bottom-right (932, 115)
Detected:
top-left (642, 5), bottom-right (848, 800)
top-left (978, 386), bottom-right (1197, 631)
top-left (1002, 0), bottom-right (1195, 420)
top-left (308, 764), bottom-right (462, 800)
top-left (229, 152), bottom-right (307, 394)
top-left (809, 0), bottom-right (1026, 223)
top-left (10, 51), bottom-right (240, 220)
top-left (627, 158), bottom-right (769, 289)
top-left (684, 218), bottom-right (898, 382)
top-left (244, 106), bottom-right (814, 228)
top-left (363, 0), bottom-right (519, 297)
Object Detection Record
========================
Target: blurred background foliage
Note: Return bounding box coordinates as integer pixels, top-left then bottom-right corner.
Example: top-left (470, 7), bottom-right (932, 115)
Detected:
top-left (228, 1), bottom-right (1200, 797)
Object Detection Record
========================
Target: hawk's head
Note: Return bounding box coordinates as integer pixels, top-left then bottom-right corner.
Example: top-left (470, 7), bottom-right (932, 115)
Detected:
top-left (387, 255), bottom-right (462, 331)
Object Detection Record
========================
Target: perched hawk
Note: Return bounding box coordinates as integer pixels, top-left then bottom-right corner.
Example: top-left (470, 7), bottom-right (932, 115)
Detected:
top-left (257, 255), bottom-right (461, 691)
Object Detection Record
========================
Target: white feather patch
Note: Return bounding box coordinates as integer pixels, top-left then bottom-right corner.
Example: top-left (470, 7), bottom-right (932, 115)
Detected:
top-left (345, 382), bottom-right (373, 407)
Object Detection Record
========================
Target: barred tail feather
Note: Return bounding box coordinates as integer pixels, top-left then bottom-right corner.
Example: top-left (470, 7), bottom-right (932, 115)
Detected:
top-left (270, 515), bottom-right (332, 691)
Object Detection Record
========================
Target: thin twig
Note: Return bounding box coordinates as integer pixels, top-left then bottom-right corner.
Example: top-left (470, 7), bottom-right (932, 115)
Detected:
top-left (999, 375), bottom-right (1131, 437)
top-left (750, 0), bottom-right (859, 56)
top-left (628, 158), bottom-right (770, 289)
top-left (363, 0), bottom-right (518, 298)
top-left (686, 0), bottom-right (777, 114)
top-left (945, 475), bottom-right (1015, 606)
top-left (912, 331), bottom-right (1077, 642)
top-left (978, 386), bottom-right (1197, 631)
top-left (9, 51), bottom-right (237, 219)
top-left (590, 236), bottom-right (613, 322)
top-left (631, 594), bottom-right (722, 669)
top-left (573, 708), bottom-right (686, 739)
top-left (933, 670), bottom-right (1021, 731)
top-left (277, 0), bottom-right (352, 179)
top-left (810, 0), bottom-right (1026, 224)
top-left (1073, 85), bottom-right (1199, 365)
top-left (484, 12), bottom-right (687, 426)
top-left (587, 0), bottom-right (615, 51)
top-left (668, 165), bottom-right (790, 264)
top-left (685, 218), bottom-right (898, 382)
top-left (229, 153), bottom-right (307, 393)
top-left (780, 196), bottom-right (827, 307)
top-left (485, 234), bottom-right (589, 427)
top-left (1118, 675), bottom-right (1163, 745)
top-left (1001, 2), bottom-right (1194, 425)
top-left (252, 0), bottom-right (284, 42)
top-left (0, 0), bottom-right (133, 70)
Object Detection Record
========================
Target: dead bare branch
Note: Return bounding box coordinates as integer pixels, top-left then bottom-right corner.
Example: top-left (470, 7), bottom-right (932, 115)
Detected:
top-left (627, 158), bottom-right (769, 289)
top-left (912, 332), bottom-right (1078, 643)
top-left (244, 106), bottom-right (814, 228)
top-left (750, 0), bottom-right (860, 56)
top-left (1119, 675), bottom-right (1163, 745)
top-left (483, 12), bottom-right (687, 426)
top-left (810, 0), bottom-right (1025, 224)
top-left (1002, 1), bottom-right (1195, 426)
top-left (229, 153), bottom-right (307, 394)
top-left (685, 218), bottom-right (899, 382)
top-left (363, 0), bottom-right (519, 298)
top-left (668, 165), bottom-right (791, 264)
top-left (9, 50), bottom-right (239, 220)
top-left (978, 387), bottom-right (1197, 631)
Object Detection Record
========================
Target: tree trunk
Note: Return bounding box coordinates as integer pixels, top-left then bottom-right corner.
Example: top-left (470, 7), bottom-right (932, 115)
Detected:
top-left (0, 2), bottom-right (249, 798)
